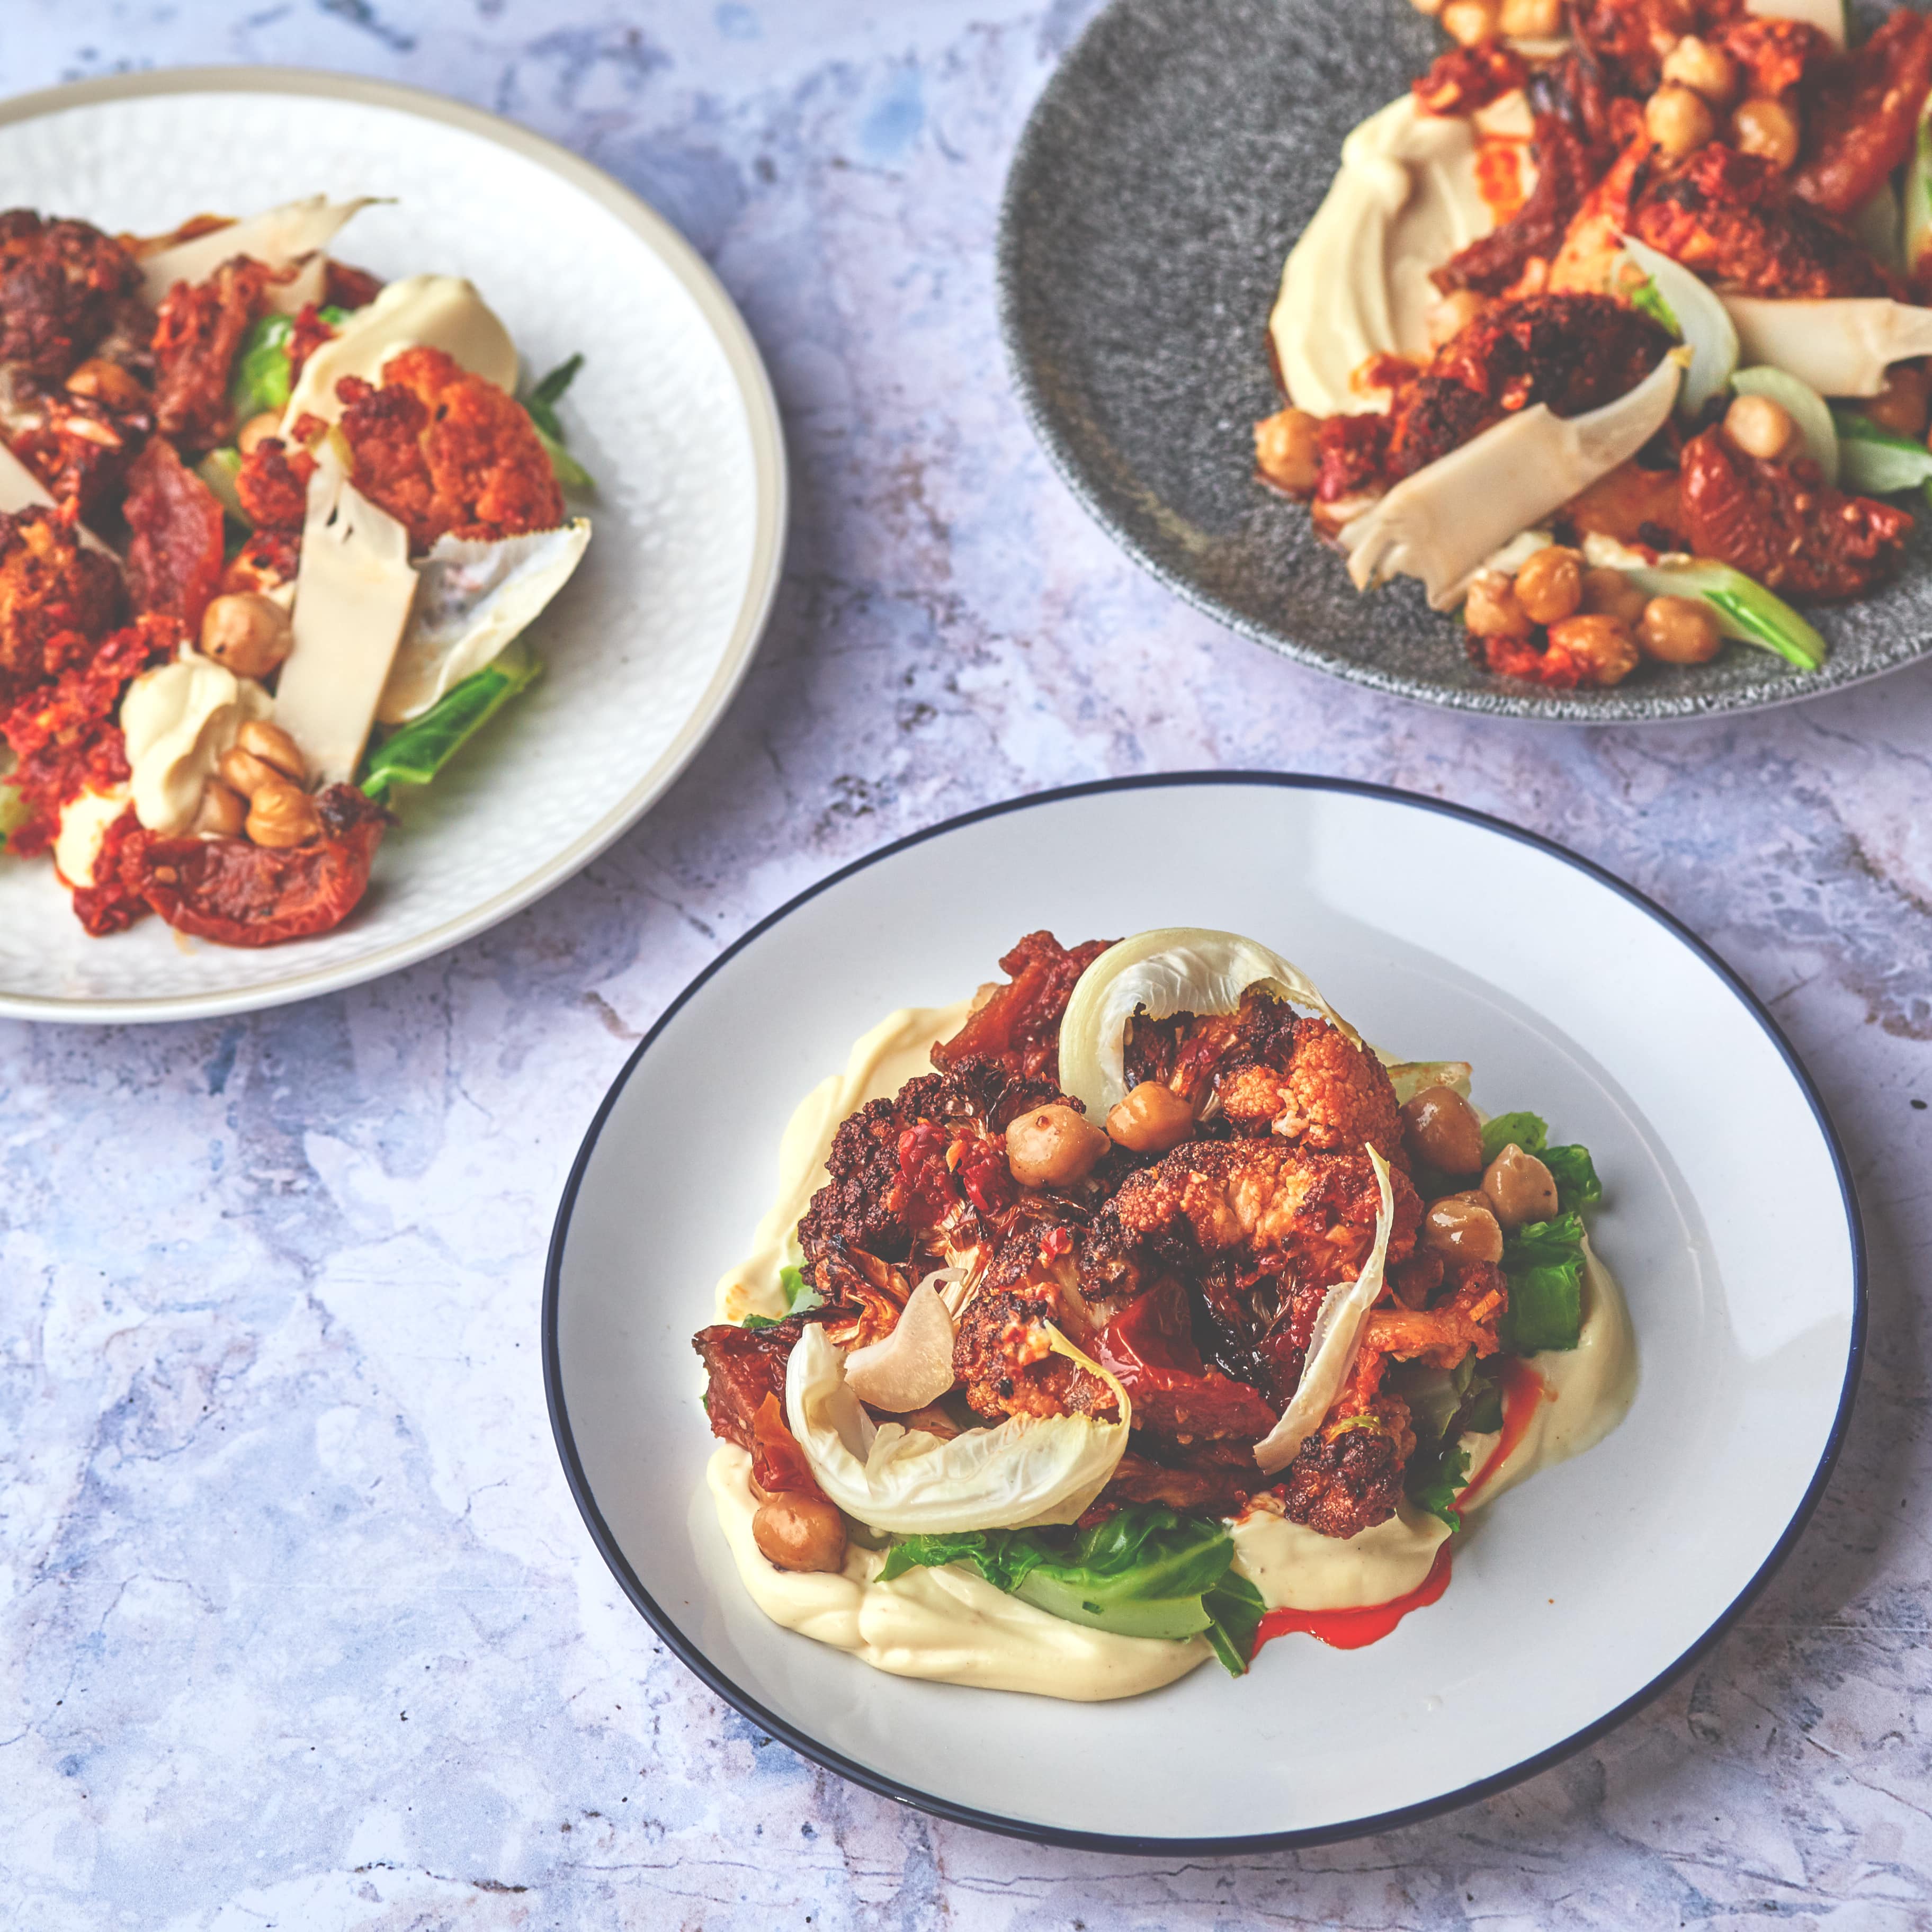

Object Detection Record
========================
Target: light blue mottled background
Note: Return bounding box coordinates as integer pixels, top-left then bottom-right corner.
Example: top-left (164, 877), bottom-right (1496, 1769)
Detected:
top-left (2, 2), bottom-right (1928, 1926)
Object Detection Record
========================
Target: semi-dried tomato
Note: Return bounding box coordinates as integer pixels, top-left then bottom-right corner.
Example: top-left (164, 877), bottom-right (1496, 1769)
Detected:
top-left (124, 784), bottom-right (388, 947)
top-left (122, 435), bottom-right (225, 631)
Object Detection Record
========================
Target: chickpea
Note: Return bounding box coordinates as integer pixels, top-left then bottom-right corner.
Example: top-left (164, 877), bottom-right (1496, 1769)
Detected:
top-left (1006, 1103), bottom-right (1111, 1189)
top-left (1498, 0), bottom-right (1562, 34)
top-left (244, 777), bottom-right (322, 848)
top-left (234, 718), bottom-right (306, 782)
top-left (1426, 289), bottom-right (1487, 350)
top-left (200, 591), bottom-right (293, 680)
top-left (752, 1492), bottom-right (847, 1574)
top-left (1548, 613), bottom-right (1640, 686)
top-left (1463, 570), bottom-right (1533, 639)
top-left (1105, 1080), bottom-right (1196, 1155)
top-left (1482, 1142), bottom-right (1559, 1228)
top-left (1441, 0), bottom-right (1498, 46)
top-left (1645, 82), bottom-right (1716, 161)
top-left (1421, 1195), bottom-right (1506, 1264)
top-left (1724, 391), bottom-right (1794, 462)
top-left (1254, 406), bottom-right (1321, 498)
top-left (1513, 545), bottom-right (1584, 625)
top-left (1580, 566), bottom-right (1650, 627)
top-left (64, 356), bottom-right (147, 410)
top-left (218, 744), bottom-right (281, 798)
top-left (191, 779), bottom-right (247, 838)
top-left (1660, 35), bottom-right (1737, 105)
top-left (236, 410), bottom-right (282, 457)
top-left (1863, 361), bottom-right (1932, 442)
top-left (1401, 1085), bottom-right (1486, 1176)
top-left (1732, 96), bottom-right (1800, 171)
top-left (1638, 594), bottom-right (1723, 665)
top-left (1410, 0), bottom-right (1445, 13)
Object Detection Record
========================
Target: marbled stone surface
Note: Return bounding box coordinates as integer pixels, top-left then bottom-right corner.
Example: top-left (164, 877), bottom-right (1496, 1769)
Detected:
top-left (0, 2), bottom-right (1927, 1925)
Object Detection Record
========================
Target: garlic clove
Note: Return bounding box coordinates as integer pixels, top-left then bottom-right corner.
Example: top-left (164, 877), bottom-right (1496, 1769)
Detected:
top-left (842, 1281), bottom-right (958, 1414)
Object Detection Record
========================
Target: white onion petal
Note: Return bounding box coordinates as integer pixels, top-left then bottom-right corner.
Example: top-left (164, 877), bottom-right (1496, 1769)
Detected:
top-left (786, 1325), bottom-right (1130, 1533)
top-left (1253, 1148), bottom-right (1397, 1475)
top-left (1058, 927), bottom-right (1358, 1120)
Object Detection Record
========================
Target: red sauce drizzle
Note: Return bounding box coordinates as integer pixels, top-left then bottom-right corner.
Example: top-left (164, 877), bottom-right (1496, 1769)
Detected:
top-left (1250, 1357), bottom-right (1553, 1655)
top-left (1459, 1355), bottom-right (1552, 1507)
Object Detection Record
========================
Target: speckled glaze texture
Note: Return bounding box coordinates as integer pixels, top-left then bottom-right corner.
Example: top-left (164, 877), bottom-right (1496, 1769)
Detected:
top-left (1000, 0), bottom-right (1932, 721)
top-left (1, 2), bottom-right (1929, 1927)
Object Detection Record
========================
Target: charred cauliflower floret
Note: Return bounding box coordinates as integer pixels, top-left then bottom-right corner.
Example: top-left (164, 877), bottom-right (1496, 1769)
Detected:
top-left (334, 345), bottom-right (564, 552)
top-left (1277, 1391), bottom-right (1417, 1539)
top-left (952, 1285), bottom-right (1114, 1425)
top-left (0, 506), bottom-right (122, 708)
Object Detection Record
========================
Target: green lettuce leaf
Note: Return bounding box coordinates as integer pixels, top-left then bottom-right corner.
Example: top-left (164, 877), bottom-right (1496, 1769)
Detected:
top-left (1405, 1436), bottom-right (1471, 1532)
top-left (523, 354), bottom-right (595, 492)
top-left (359, 643), bottom-right (542, 801)
top-left (1500, 1210), bottom-right (1587, 1353)
top-left (1479, 1110), bottom-right (1599, 1211)
top-left (1480, 1111), bottom-right (1547, 1165)
top-left (229, 305), bottom-right (351, 422)
top-left (743, 1264), bottom-right (825, 1331)
top-left (879, 1505), bottom-right (1263, 1674)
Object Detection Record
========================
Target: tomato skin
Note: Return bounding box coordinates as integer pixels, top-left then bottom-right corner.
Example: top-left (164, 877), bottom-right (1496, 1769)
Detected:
top-left (1795, 8), bottom-right (1932, 218)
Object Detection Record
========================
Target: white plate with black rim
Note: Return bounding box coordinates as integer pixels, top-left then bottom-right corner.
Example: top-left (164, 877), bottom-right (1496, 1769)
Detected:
top-left (544, 773), bottom-right (1862, 1851)
top-left (0, 68), bottom-right (785, 1025)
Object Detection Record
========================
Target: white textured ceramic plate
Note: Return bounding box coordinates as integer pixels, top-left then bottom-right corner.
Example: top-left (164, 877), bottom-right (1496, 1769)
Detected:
top-left (0, 69), bottom-right (785, 1024)
top-left (545, 775), bottom-right (1863, 1852)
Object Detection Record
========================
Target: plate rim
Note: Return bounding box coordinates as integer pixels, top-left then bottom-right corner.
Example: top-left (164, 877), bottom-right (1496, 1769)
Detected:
top-left (541, 770), bottom-right (1868, 1854)
top-left (994, 0), bottom-right (1921, 727)
top-left (0, 64), bottom-right (788, 1027)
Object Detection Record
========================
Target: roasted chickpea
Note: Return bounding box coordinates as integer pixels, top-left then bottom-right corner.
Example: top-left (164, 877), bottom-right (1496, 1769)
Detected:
top-left (1401, 1085), bottom-right (1486, 1176)
top-left (1732, 96), bottom-right (1800, 170)
top-left (1548, 613), bottom-right (1640, 686)
top-left (1498, 0), bottom-right (1562, 34)
top-left (1638, 594), bottom-right (1723, 665)
top-left (234, 718), bottom-right (306, 782)
top-left (218, 744), bottom-right (281, 798)
top-left (1660, 35), bottom-right (1737, 105)
top-left (64, 356), bottom-right (147, 410)
top-left (1463, 570), bottom-right (1533, 639)
top-left (752, 1492), bottom-right (848, 1574)
top-left (192, 779), bottom-right (247, 838)
top-left (200, 591), bottom-right (293, 680)
top-left (1513, 545), bottom-right (1583, 625)
top-left (1864, 360), bottom-right (1932, 442)
top-left (1422, 1195), bottom-right (1505, 1264)
top-left (1580, 566), bottom-right (1649, 626)
top-left (245, 777), bottom-right (322, 848)
top-left (236, 410), bottom-right (282, 456)
top-left (1645, 82), bottom-right (1715, 160)
top-left (1426, 288), bottom-right (1487, 349)
top-left (1106, 1080), bottom-right (1196, 1155)
top-left (1724, 391), bottom-right (1794, 462)
top-left (1441, 0), bottom-right (1498, 46)
top-left (1254, 406), bottom-right (1321, 497)
top-left (1007, 1103), bottom-right (1111, 1188)
top-left (1410, 0), bottom-right (1445, 13)
top-left (1482, 1142), bottom-right (1559, 1227)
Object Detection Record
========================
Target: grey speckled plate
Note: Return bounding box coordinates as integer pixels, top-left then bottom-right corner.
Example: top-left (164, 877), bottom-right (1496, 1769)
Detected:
top-left (998, 0), bottom-right (1932, 722)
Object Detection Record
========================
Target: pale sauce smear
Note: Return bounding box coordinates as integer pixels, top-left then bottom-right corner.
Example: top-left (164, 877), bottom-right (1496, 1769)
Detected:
top-left (708, 1009), bottom-right (1637, 1699)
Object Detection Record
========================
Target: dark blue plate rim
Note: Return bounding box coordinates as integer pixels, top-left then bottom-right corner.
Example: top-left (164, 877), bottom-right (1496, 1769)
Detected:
top-left (542, 770), bottom-right (1866, 1855)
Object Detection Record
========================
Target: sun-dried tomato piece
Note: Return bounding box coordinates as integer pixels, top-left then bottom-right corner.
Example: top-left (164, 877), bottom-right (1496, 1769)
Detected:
top-left (896, 1120), bottom-right (958, 1229)
top-left (122, 434), bottom-right (226, 630)
top-left (749, 1392), bottom-right (825, 1498)
top-left (1680, 426), bottom-right (1912, 601)
top-left (150, 256), bottom-right (270, 452)
top-left (124, 784), bottom-right (388, 946)
top-left (69, 805), bottom-right (150, 936)
top-left (932, 931), bottom-right (1116, 1082)
top-left (1094, 1281), bottom-right (1280, 1442)
top-left (956, 1135), bottom-right (1016, 1217)
top-left (323, 260), bottom-right (383, 311)
top-left (1795, 7), bottom-right (1932, 217)
top-left (1714, 15), bottom-right (1830, 102)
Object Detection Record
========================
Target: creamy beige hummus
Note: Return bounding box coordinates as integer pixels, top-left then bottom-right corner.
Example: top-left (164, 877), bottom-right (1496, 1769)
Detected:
top-left (709, 1007), bottom-right (1636, 1697)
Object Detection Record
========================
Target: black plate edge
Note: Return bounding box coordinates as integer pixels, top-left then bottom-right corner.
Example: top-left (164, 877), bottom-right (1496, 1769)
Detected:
top-left (992, 0), bottom-right (1918, 727)
top-left (541, 770), bottom-right (1868, 1856)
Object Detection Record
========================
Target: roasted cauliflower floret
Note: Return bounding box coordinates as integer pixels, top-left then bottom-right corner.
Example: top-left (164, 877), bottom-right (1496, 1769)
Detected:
top-left (334, 345), bottom-right (563, 551)
top-left (1277, 1391), bottom-right (1416, 1539)
top-left (0, 506), bottom-right (121, 708)
top-left (953, 1285), bottom-right (1114, 1424)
